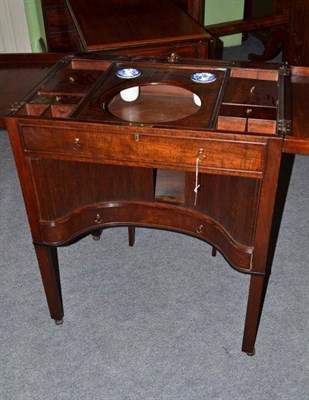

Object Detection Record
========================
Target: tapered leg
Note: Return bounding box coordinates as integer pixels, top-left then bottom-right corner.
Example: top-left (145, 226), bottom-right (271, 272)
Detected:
top-left (242, 274), bottom-right (270, 355)
top-left (92, 229), bottom-right (103, 240)
top-left (34, 244), bottom-right (64, 323)
top-left (128, 226), bottom-right (135, 247)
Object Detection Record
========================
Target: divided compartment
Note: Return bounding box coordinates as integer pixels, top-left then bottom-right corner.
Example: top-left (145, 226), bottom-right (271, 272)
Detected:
top-left (217, 104), bottom-right (277, 134)
top-left (15, 59), bottom-right (111, 118)
top-left (217, 70), bottom-right (279, 135)
top-left (16, 95), bottom-right (83, 118)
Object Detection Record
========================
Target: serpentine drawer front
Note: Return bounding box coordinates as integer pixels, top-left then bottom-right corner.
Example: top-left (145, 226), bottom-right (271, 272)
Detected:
top-left (1, 54), bottom-right (308, 356)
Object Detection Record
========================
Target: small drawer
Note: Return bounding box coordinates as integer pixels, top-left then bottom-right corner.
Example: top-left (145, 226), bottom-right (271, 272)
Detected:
top-left (217, 104), bottom-right (277, 135)
top-left (217, 116), bottom-right (277, 135)
top-left (21, 125), bottom-right (266, 176)
top-left (39, 202), bottom-right (253, 272)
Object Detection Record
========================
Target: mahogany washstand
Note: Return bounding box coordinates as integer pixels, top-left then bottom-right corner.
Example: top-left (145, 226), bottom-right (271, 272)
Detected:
top-left (1, 53), bottom-right (308, 355)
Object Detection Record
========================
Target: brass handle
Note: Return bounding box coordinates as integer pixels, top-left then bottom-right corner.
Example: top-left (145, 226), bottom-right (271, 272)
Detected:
top-left (168, 52), bottom-right (179, 63)
top-left (198, 148), bottom-right (206, 161)
top-left (196, 224), bottom-right (204, 234)
top-left (95, 213), bottom-right (103, 224)
top-left (73, 138), bottom-right (81, 150)
top-left (246, 108), bottom-right (253, 116)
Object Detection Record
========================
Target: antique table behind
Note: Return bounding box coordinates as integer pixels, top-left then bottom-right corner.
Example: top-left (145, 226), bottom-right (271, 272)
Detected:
top-left (41, 0), bottom-right (213, 58)
top-left (1, 54), bottom-right (308, 355)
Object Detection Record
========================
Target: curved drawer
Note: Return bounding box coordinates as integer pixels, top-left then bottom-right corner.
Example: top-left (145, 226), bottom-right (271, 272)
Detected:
top-left (39, 201), bottom-right (254, 273)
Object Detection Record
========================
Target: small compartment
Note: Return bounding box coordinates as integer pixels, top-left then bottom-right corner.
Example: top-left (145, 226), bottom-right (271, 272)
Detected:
top-left (41, 105), bottom-right (76, 118)
top-left (217, 104), bottom-right (277, 134)
top-left (217, 116), bottom-right (276, 134)
top-left (247, 119), bottom-right (276, 134)
top-left (16, 95), bottom-right (82, 117)
top-left (16, 103), bottom-right (50, 116)
top-left (223, 78), bottom-right (278, 107)
top-left (217, 116), bottom-right (247, 132)
top-left (38, 66), bottom-right (103, 96)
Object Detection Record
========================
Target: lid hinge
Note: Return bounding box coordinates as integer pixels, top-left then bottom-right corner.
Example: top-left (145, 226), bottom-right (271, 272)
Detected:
top-left (8, 101), bottom-right (25, 115)
top-left (278, 119), bottom-right (292, 136)
top-left (167, 52), bottom-right (180, 63)
top-left (279, 62), bottom-right (292, 76)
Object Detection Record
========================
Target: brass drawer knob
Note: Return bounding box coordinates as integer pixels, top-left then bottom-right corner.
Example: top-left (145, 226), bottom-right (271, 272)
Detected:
top-left (73, 137), bottom-right (81, 149)
top-left (168, 52), bottom-right (179, 63)
top-left (196, 224), bottom-right (204, 234)
top-left (95, 213), bottom-right (103, 224)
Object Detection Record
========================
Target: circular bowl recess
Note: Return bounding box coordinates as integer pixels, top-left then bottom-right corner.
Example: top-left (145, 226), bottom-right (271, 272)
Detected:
top-left (108, 83), bottom-right (201, 124)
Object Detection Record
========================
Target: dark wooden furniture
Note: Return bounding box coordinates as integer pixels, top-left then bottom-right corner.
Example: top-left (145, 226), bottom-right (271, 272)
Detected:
top-left (41, 0), bottom-right (211, 58)
top-left (206, 0), bottom-right (309, 65)
top-left (40, 0), bottom-right (80, 52)
top-left (0, 53), bottom-right (63, 130)
top-left (1, 53), bottom-right (308, 355)
top-left (172, 0), bottom-right (205, 25)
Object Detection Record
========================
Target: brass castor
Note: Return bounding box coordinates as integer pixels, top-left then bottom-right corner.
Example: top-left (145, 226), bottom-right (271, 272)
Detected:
top-left (54, 318), bottom-right (64, 326)
top-left (246, 348), bottom-right (255, 356)
top-left (91, 230), bottom-right (102, 240)
top-left (92, 235), bottom-right (101, 241)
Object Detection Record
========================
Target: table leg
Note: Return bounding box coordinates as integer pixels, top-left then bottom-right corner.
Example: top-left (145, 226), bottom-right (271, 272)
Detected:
top-left (242, 273), bottom-right (270, 355)
top-left (92, 229), bottom-right (103, 240)
top-left (128, 226), bottom-right (135, 247)
top-left (211, 246), bottom-right (217, 257)
top-left (91, 227), bottom-right (135, 245)
top-left (34, 244), bottom-right (64, 324)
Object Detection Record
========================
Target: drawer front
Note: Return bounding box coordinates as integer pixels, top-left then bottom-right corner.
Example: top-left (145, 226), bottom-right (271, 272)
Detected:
top-left (21, 125), bottom-right (266, 175)
top-left (40, 202), bottom-right (254, 272)
top-left (114, 40), bottom-right (209, 59)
